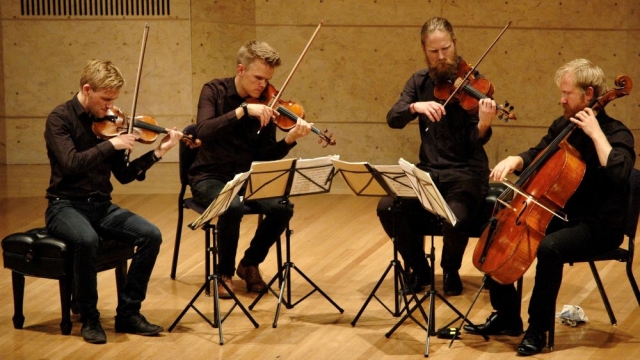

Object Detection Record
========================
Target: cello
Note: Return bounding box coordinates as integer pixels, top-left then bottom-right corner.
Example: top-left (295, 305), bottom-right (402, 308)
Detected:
top-left (472, 75), bottom-right (633, 285)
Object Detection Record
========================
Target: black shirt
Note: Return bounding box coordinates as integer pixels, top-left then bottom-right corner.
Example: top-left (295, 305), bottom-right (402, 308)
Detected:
top-left (188, 77), bottom-right (295, 184)
top-left (518, 110), bottom-right (635, 229)
top-left (44, 94), bottom-right (158, 200)
top-left (386, 61), bottom-right (492, 184)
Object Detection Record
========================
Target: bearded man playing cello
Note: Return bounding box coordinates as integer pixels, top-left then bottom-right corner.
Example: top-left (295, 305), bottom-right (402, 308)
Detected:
top-left (464, 58), bottom-right (635, 356)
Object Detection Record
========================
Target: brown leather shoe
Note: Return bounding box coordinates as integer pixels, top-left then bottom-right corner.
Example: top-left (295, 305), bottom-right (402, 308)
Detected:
top-left (236, 263), bottom-right (267, 293)
top-left (217, 275), bottom-right (234, 299)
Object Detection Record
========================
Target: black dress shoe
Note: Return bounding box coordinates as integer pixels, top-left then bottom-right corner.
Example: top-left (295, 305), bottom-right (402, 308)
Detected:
top-left (443, 271), bottom-right (463, 296)
top-left (81, 317), bottom-right (107, 344)
top-left (463, 312), bottom-right (523, 336)
top-left (115, 313), bottom-right (164, 336)
top-left (404, 271), bottom-right (431, 293)
top-left (517, 327), bottom-right (547, 356)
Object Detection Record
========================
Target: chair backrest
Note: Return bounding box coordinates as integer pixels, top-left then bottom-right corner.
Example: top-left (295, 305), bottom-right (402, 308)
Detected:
top-left (625, 168), bottom-right (640, 239)
top-left (179, 124), bottom-right (199, 186)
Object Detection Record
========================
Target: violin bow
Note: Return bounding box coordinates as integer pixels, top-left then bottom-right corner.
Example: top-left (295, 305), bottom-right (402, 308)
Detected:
top-left (443, 21), bottom-right (512, 107)
top-left (124, 23), bottom-right (150, 164)
top-left (269, 20), bottom-right (324, 108)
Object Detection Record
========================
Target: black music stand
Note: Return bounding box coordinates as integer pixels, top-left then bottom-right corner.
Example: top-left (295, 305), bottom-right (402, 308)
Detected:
top-left (385, 158), bottom-right (486, 357)
top-left (168, 171), bottom-right (259, 345)
top-left (246, 156), bottom-right (344, 328)
top-left (330, 160), bottom-right (423, 325)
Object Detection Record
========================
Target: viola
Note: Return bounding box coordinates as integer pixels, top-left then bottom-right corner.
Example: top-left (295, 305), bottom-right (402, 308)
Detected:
top-left (92, 105), bottom-right (201, 149)
top-left (246, 83), bottom-right (336, 147)
top-left (433, 59), bottom-right (516, 122)
top-left (472, 75), bottom-right (633, 285)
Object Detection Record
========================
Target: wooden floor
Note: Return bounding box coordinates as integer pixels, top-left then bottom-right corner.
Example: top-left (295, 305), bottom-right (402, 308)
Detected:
top-left (2, 167), bottom-right (640, 359)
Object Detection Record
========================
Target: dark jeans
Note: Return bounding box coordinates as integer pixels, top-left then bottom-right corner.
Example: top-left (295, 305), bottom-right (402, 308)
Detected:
top-left (376, 179), bottom-right (487, 276)
top-left (45, 199), bottom-right (162, 320)
top-left (191, 179), bottom-right (293, 276)
top-left (487, 219), bottom-right (624, 331)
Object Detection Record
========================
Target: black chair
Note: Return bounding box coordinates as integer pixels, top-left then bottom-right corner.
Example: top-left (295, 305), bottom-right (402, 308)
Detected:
top-left (170, 124), bottom-right (267, 288)
top-left (548, 168), bottom-right (640, 349)
top-left (2, 228), bottom-right (133, 335)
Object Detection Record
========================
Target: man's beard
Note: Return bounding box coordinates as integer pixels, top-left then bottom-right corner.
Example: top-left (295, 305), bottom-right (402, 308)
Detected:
top-left (427, 57), bottom-right (459, 84)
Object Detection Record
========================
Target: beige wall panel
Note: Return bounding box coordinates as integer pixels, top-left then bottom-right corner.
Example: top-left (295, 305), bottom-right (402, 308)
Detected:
top-left (5, 118), bottom-right (47, 164)
top-left (254, 0), bottom-right (443, 25)
top-left (3, 19), bottom-right (190, 118)
top-left (191, 0), bottom-right (255, 22)
top-left (191, 22), bottom-right (256, 113)
top-left (444, 0), bottom-right (628, 29)
top-left (626, 30), bottom-right (640, 131)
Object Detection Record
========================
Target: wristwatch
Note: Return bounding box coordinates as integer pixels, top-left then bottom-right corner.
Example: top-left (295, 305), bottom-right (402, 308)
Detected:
top-left (241, 102), bottom-right (249, 117)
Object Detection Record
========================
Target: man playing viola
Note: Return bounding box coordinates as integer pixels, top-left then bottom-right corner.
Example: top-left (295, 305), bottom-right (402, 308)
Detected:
top-left (377, 17), bottom-right (498, 295)
top-left (45, 59), bottom-right (181, 344)
top-left (189, 40), bottom-right (312, 298)
top-left (464, 59), bottom-right (635, 356)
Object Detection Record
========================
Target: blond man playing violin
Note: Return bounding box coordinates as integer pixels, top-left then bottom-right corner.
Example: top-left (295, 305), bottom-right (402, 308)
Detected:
top-left (465, 59), bottom-right (635, 356)
top-left (189, 40), bottom-right (312, 299)
top-left (44, 59), bottom-right (181, 344)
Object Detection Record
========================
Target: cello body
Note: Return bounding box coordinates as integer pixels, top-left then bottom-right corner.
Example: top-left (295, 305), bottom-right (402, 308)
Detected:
top-left (472, 139), bottom-right (585, 284)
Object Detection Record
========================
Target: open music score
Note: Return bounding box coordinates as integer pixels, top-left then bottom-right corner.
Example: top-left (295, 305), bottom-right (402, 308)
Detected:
top-left (188, 170), bottom-right (252, 230)
top-left (398, 158), bottom-right (457, 226)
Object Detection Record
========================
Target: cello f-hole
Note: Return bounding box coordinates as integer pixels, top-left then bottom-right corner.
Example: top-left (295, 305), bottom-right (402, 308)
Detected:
top-left (515, 201), bottom-right (527, 226)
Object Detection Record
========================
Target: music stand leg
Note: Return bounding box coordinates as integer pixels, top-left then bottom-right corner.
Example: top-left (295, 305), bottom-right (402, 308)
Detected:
top-left (249, 213), bottom-right (344, 328)
top-left (351, 245), bottom-right (406, 326)
top-left (168, 223), bottom-right (259, 343)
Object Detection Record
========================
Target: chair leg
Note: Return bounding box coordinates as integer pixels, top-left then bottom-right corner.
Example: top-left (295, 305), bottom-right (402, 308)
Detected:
top-left (548, 325), bottom-right (555, 350)
top-left (626, 261), bottom-right (640, 306)
top-left (588, 261), bottom-right (616, 325)
top-left (171, 207), bottom-right (185, 279)
top-left (59, 277), bottom-right (73, 335)
top-left (11, 271), bottom-right (25, 330)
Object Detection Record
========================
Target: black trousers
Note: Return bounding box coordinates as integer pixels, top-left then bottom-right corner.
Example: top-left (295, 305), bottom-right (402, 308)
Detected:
top-left (376, 179), bottom-right (487, 276)
top-left (486, 219), bottom-right (623, 331)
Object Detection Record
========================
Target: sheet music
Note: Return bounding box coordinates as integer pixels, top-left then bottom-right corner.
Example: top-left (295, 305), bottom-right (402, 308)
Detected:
top-left (398, 158), bottom-right (457, 226)
top-left (189, 170), bottom-right (252, 230)
top-left (245, 158), bottom-right (295, 200)
top-left (331, 159), bottom-right (387, 196)
top-left (372, 164), bottom-right (417, 198)
top-left (290, 155), bottom-right (339, 196)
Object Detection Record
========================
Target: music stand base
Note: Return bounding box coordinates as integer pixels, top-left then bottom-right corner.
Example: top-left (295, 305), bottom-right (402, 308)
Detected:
top-left (351, 258), bottom-right (407, 326)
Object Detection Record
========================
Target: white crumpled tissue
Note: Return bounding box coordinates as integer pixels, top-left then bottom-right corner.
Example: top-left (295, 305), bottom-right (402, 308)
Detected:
top-left (557, 304), bottom-right (589, 327)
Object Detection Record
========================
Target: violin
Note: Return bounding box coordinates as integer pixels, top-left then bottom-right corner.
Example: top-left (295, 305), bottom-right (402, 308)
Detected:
top-left (246, 83), bottom-right (336, 147)
top-left (433, 58), bottom-right (516, 122)
top-left (472, 75), bottom-right (633, 285)
top-left (92, 105), bottom-right (201, 149)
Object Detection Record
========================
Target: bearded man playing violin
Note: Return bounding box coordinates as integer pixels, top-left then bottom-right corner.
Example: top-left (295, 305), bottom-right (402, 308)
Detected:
top-left (464, 59), bottom-right (635, 356)
top-left (44, 59), bottom-right (181, 344)
top-left (189, 40), bottom-right (312, 299)
top-left (377, 17), bottom-right (498, 296)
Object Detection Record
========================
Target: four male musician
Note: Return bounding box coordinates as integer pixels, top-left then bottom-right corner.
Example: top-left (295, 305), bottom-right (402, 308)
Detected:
top-left (30, 14), bottom-right (635, 356)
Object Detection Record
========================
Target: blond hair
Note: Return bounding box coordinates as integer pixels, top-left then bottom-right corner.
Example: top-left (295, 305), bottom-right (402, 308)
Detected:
top-left (237, 40), bottom-right (281, 68)
top-left (79, 59), bottom-right (124, 91)
top-left (554, 58), bottom-right (608, 98)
